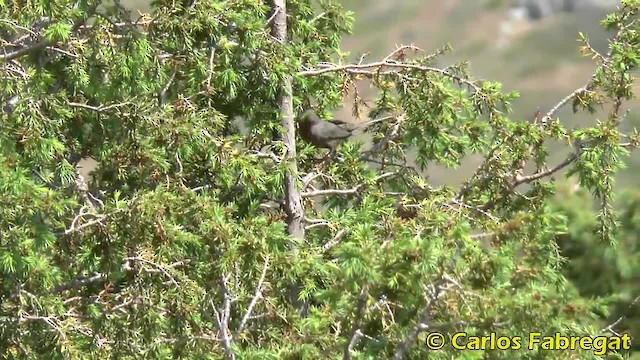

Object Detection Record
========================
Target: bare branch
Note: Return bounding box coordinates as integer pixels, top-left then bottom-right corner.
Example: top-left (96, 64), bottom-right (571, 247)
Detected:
top-left (537, 86), bottom-right (592, 125)
top-left (392, 274), bottom-right (459, 360)
top-left (206, 47), bottom-right (216, 87)
top-left (446, 198), bottom-right (499, 223)
top-left (46, 46), bottom-right (79, 58)
top-left (601, 294), bottom-right (640, 336)
top-left (0, 7), bottom-right (96, 61)
top-left (237, 257), bottom-right (270, 335)
top-left (322, 228), bottom-right (349, 252)
top-left (365, 113), bottom-right (406, 155)
top-left (2, 62), bottom-right (29, 79)
top-left (249, 150), bottom-right (282, 163)
top-left (301, 171), bottom-right (335, 190)
top-left (264, 7), bottom-right (280, 27)
top-left (536, 27), bottom-right (623, 126)
top-left (213, 273), bottom-right (236, 360)
top-left (63, 208), bottom-right (124, 235)
top-left (0, 19), bottom-right (38, 37)
top-left (51, 273), bottom-right (106, 294)
top-left (357, 52), bottom-right (369, 65)
top-left (67, 101), bottom-right (131, 112)
top-left (304, 217), bottom-right (332, 230)
top-left (124, 256), bottom-right (179, 286)
top-left (343, 286), bottom-right (369, 360)
top-left (21, 315), bottom-right (67, 340)
top-left (310, 11), bottom-right (327, 24)
top-left (301, 186), bottom-right (363, 198)
top-left (299, 45), bottom-right (479, 93)
top-left (0, 39), bottom-right (50, 61)
top-left (301, 172), bottom-right (396, 197)
top-left (158, 70), bottom-right (177, 106)
top-left (110, 298), bottom-right (141, 314)
top-left (513, 151), bottom-right (580, 185)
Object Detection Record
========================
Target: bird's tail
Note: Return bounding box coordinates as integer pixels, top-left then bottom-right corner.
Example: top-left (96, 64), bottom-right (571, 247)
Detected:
top-left (355, 115), bottom-right (395, 129)
top-left (326, 114), bottom-right (395, 132)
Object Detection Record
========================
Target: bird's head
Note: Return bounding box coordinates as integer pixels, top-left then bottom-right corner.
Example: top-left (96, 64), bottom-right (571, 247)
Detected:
top-left (299, 109), bottom-right (318, 123)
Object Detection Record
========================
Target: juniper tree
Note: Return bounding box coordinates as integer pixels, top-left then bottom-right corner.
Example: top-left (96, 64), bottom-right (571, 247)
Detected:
top-left (0, 0), bottom-right (639, 359)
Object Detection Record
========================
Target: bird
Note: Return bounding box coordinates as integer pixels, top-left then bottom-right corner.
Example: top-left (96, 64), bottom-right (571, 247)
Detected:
top-left (298, 109), bottom-right (389, 152)
top-left (298, 110), bottom-right (355, 151)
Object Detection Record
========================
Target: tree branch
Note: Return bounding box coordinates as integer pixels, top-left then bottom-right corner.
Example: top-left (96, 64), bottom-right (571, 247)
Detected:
top-left (601, 294), bottom-right (640, 336)
top-left (301, 172), bottom-right (396, 197)
top-left (392, 274), bottom-right (459, 359)
top-left (237, 257), bottom-right (270, 335)
top-left (67, 101), bottom-right (131, 112)
top-left (0, 6), bottom-right (97, 61)
top-left (322, 228), bottom-right (349, 252)
top-left (51, 273), bottom-right (107, 294)
top-left (298, 45), bottom-right (480, 93)
top-left (343, 286), bottom-right (368, 360)
top-left (213, 273), bottom-right (236, 360)
top-left (513, 151), bottom-right (580, 185)
top-left (301, 186), bottom-right (363, 198)
top-left (271, 0), bottom-right (304, 240)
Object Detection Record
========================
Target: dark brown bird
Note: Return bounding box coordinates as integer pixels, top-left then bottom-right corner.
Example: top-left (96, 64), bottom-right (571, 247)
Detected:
top-left (298, 110), bottom-right (355, 150)
top-left (298, 109), bottom-right (389, 151)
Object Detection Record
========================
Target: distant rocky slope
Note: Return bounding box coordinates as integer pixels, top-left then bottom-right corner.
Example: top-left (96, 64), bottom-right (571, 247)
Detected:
top-left (512, 0), bottom-right (617, 20)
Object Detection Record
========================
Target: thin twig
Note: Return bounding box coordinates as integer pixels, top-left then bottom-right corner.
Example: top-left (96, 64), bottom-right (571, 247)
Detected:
top-left (237, 257), bottom-right (270, 335)
top-left (213, 273), bottom-right (236, 360)
top-left (322, 228), bottom-right (349, 252)
top-left (301, 186), bottom-right (363, 197)
top-left (601, 295), bottom-right (640, 336)
top-left (299, 45), bottom-right (479, 93)
top-left (264, 7), bottom-right (280, 27)
top-left (124, 256), bottom-right (179, 286)
top-left (51, 273), bottom-right (107, 293)
top-left (67, 101), bottom-right (130, 112)
top-left (392, 274), bottom-right (459, 359)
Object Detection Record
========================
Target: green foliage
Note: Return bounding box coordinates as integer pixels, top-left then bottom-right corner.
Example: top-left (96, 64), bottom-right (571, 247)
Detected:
top-left (0, 0), bottom-right (638, 359)
top-left (552, 184), bottom-right (640, 349)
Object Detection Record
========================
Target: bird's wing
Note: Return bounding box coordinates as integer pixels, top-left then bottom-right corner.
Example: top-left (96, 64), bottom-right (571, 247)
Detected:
top-left (321, 122), bottom-right (353, 140)
top-left (327, 119), bottom-right (358, 132)
top-left (327, 118), bottom-right (352, 126)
